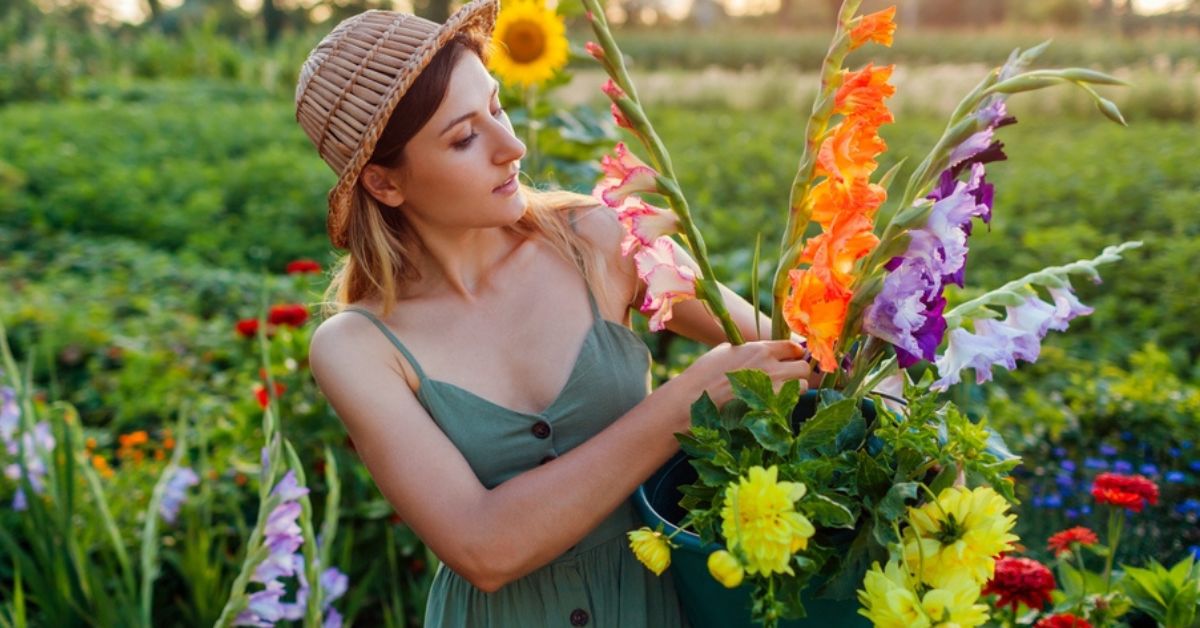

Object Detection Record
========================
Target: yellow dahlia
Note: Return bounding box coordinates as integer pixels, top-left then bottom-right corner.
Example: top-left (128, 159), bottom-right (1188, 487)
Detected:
top-left (707, 549), bottom-right (745, 588)
top-left (857, 559), bottom-right (990, 628)
top-left (719, 466), bottom-right (815, 577)
top-left (487, 0), bottom-right (569, 87)
top-left (627, 527), bottom-right (671, 575)
top-left (902, 486), bottom-right (1019, 588)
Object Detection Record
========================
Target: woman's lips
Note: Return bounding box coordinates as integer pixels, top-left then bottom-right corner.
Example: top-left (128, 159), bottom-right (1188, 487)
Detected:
top-left (493, 174), bottom-right (518, 195)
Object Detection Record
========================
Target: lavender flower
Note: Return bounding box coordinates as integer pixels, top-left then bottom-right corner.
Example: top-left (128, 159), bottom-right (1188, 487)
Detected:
top-left (159, 467), bottom-right (199, 524)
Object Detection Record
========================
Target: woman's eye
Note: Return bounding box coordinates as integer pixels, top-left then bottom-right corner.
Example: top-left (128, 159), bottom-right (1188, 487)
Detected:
top-left (452, 132), bottom-right (478, 150)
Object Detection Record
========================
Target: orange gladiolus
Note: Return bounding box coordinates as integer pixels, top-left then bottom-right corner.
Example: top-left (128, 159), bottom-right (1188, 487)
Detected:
top-left (849, 6), bottom-right (896, 50)
top-left (834, 63), bottom-right (895, 128)
top-left (815, 118), bottom-right (887, 185)
top-left (783, 269), bottom-right (851, 373)
top-left (807, 177), bottom-right (887, 229)
top-left (800, 213), bottom-right (880, 287)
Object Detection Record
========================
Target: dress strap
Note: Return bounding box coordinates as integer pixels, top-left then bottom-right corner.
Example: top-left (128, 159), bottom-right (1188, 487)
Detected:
top-left (342, 307), bottom-right (429, 382)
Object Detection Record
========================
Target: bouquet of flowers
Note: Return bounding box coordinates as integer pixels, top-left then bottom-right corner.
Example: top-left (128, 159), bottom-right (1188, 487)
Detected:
top-left (578, 1), bottom-right (1143, 626)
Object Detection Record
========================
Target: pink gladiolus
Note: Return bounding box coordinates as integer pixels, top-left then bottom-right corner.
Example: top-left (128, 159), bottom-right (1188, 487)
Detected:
top-left (594, 143), bottom-right (658, 206)
top-left (585, 41), bottom-right (605, 61)
top-left (634, 237), bottom-right (698, 331)
top-left (616, 198), bottom-right (678, 255)
top-left (611, 103), bottom-right (633, 130)
top-left (601, 78), bottom-right (626, 100)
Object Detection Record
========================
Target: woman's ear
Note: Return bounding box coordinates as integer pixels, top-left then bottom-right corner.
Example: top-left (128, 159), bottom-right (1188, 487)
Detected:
top-left (360, 163), bottom-right (406, 207)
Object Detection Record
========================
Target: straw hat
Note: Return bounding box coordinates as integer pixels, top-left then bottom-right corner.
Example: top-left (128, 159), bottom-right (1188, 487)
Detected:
top-left (295, 0), bottom-right (499, 249)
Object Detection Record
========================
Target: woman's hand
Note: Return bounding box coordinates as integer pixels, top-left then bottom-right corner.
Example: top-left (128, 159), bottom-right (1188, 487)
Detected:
top-left (677, 339), bottom-right (813, 409)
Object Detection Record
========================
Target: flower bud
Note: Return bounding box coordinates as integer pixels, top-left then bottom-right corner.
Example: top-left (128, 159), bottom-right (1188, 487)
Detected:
top-left (1095, 97), bottom-right (1127, 127)
top-left (1058, 68), bottom-right (1128, 86)
top-left (627, 527), bottom-right (671, 576)
top-left (585, 41), bottom-right (605, 62)
top-left (601, 78), bottom-right (626, 100)
top-left (611, 103), bottom-right (633, 129)
top-left (707, 550), bottom-right (745, 588)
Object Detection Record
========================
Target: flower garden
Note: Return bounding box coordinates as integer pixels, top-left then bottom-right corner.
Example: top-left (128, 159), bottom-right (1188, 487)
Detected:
top-left (1, 0), bottom-right (1199, 626)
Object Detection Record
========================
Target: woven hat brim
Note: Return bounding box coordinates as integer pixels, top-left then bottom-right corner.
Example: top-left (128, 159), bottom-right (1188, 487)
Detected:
top-left (325, 0), bottom-right (498, 249)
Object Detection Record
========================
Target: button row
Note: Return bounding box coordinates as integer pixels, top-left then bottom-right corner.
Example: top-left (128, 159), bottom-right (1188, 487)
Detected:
top-left (531, 419), bottom-right (551, 439)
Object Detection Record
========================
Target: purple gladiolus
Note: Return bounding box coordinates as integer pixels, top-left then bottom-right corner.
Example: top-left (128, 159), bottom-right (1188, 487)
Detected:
top-left (4, 421), bottom-right (55, 511)
top-left (160, 467), bottom-right (199, 524)
top-left (0, 387), bottom-right (17, 443)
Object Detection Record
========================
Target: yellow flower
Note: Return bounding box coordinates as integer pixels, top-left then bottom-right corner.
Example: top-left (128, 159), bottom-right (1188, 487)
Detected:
top-left (707, 549), bottom-right (745, 588)
top-left (719, 465), bottom-right (815, 577)
top-left (857, 560), bottom-right (930, 628)
top-left (487, 0), bottom-right (569, 87)
top-left (902, 486), bottom-right (1019, 588)
top-left (627, 527), bottom-right (671, 575)
top-left (857, 559), bottom-right (990, 628)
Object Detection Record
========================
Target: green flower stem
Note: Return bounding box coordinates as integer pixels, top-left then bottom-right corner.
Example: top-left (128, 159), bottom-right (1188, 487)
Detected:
top-left (769, 0), bottom-right (860, 340)
top-left (1103, 508), bottom-right (1123, 594)
top-left (1073, 545), bottom-right (1088, 616)
top-left (584, 0), bottom-right (742, 344)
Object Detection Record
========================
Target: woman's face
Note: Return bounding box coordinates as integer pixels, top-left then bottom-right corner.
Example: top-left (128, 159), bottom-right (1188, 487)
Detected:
top-left (392, 53), bottom-right (527, 230)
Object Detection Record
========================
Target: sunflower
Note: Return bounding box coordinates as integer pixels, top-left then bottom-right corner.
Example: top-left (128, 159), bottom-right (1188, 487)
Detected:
top-left (487, 0), bottom-right (569, 87)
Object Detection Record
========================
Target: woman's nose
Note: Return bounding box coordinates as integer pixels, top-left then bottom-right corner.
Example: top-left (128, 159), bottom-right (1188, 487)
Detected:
top-left (493, 114), bottom-right (526, 164)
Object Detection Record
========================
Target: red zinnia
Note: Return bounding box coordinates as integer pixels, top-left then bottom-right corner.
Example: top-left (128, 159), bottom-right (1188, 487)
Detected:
top-left (267, 304), bottom-right (309, 328)
top-left (254, 382), bottom-right (286, 409)
top-left (1047, 526), bottom-right (1099, 556)
top-left (286, 259), bottom-right (322, 275)
top-left (983, 556), bottom-right (1056, 611)
top-left (1035, 613), bottom-right (1092, 628)
top-left (1090, 472), bottom-right (1159, 513)
top-left (235, 318), bottom-right (260, 338)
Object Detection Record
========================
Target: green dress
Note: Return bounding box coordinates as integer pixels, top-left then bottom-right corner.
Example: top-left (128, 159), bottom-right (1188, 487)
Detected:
top-left (344, 272), bottom-right (688, 628)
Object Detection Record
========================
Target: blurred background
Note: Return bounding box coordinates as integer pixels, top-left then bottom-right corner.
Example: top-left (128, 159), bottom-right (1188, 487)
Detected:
top-left (1, 0), bottom-right (1198, 625)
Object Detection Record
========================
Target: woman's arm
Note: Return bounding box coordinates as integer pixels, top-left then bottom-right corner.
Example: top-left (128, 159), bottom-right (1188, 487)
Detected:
top-left (310, 312), bottom-right (810, 593)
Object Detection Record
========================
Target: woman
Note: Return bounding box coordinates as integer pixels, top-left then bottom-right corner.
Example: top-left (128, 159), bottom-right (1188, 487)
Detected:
top-left (297, 2), bottom-right (814, 625)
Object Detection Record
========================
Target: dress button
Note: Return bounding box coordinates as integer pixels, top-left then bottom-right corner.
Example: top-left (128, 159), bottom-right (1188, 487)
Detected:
top-left (531, 420), bottom-right (551, 439)
top-left (539, 454), bottom-right (557, 465)
top-left (569, 609), bottom-right (589, 626)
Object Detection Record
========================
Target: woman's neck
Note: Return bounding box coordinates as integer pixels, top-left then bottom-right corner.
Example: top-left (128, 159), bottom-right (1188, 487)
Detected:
top-left (409, 225), bottom-right (525, 302)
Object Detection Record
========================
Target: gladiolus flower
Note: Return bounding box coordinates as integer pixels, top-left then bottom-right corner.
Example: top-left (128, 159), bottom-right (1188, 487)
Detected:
top-left (815, 117), bottom-right (887, 185)
top-left (849, 6), bottom-right (896, 50)
top-left (783, 269), bottom-right (850, 373)
top-left (601, 78), bottom-right (625, 100)
top-left (611, 103), bottom-right (633, 130)
top-left (799, 212), bottom-right (880, 288)
top-left (634, 237), bottom-right (697, 332)
top-left (1047, 526), bottom-right (1099, 556)
top-left (1091, 472), bottom-right (1158, 512)
top-left (627, 527), bottom-right (671, 576)
top-left (160, 467), bottom-right (200, 524)
top-left (982, 556), bottom-right (1055, 611)
top-left (616, 198), bottom-right (679, 255)
top-left (585, 41), bottom-right (605, 62)
top-left (285, 259), bottom-right (322, 275)
top-left (707, 550), bottom-right (745, 588)
top-left (807, 177), bottom-right (887, 229)
top-left (1035, 613), bottom-right (1093, 628)
top-left (594, 143), bottom-right (658, 207)
top-left (902, 486), bottom-right (1019, 588)
top-left (719, 466), bottom-right (814, 577)
top-left (834, 63), bottom-right (896, 128)
top-left (267, 304), bottom-right (308, 327)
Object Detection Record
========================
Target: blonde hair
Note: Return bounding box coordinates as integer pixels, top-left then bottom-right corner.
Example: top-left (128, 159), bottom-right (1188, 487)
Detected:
top-left (317, 184), bottom-right (609, 319)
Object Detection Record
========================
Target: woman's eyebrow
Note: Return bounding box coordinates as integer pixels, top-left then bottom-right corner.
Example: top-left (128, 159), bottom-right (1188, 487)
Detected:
top-left (438, 81), bottom-right (502, 137)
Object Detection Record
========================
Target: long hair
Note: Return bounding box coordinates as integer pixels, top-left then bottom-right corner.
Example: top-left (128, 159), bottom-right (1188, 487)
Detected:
top-left (318, 33), bottom-right (607, 319)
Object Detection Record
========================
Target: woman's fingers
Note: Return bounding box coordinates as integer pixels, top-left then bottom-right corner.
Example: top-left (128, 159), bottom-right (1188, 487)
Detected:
top-left (760, 339), bottom-right (809, 361)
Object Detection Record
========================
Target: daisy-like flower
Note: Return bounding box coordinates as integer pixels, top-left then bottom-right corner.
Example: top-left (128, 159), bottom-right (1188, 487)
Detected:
top-left (857, 559), bottom-right (989, 628)
top-left (1091, 472), bottom-right (1159, 512)
top-left (285, 259), bottom-right (321, 275)
top-left (902, 486), bottom-right (1019, 588)
top-left (719, 466), bottom-right (815, 577)
top-left (627, 527), bottom-right (672, 576)
top-left (1035, 613), bottom-right (1093, 628)
top-left (487, 0), bottom-right (569, 87)
top-left (707, 549), bottom-right (745, 588)
top-left (236, 318), bottom-right (262, 339)
top-left (633, 237), bottom-right (698, 332)
top-left (982, 556), bottom-right (1055, 611)
top-left (267, 304), bottom-right (308, 328)
top-left (1047, 526), bottom-right (1099, 557)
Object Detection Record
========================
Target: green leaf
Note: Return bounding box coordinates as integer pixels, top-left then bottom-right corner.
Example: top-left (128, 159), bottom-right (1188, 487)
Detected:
top-left (745, 411), bottom-right (793, 455)
top-left (877, 482), bottom-right (919, 523)
top-left (1058, 561), bottom-right (1085, 598)
top-left (691, 459), bottom-right (735, 486)
top-left (690, 391), bottom-right (721, 431)
top-left (803, 493), bottom-right (855, 529)
top-left (676, 432), bottom-right (718, 460)
top-left (834, 410), bottom-right (866, 453)
top-left (728, 369), bottom-right (777, 413)
top-left (855, 452), bottom-right (891, 498)
top-left (720, 398), bottom-right (751, 431)
top-left (774, 379), bottom-right (802, 419)
top-left (794, 399), bottom-right (859, 455)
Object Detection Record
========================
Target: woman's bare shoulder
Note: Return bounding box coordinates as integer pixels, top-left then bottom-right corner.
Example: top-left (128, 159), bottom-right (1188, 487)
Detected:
top-left (569, 203), bottom-right (625, 252)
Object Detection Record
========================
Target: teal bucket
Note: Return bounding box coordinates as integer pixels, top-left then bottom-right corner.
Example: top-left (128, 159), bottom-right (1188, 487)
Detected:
top-left (633, 393), bottom-right (876, 628)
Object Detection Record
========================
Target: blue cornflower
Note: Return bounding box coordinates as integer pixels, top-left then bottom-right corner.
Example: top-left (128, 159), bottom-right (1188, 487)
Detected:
top-left (1055, 472), bottom-right (1074, 488)
top-left (1189, 546), bottom-right (1200, 560)
top-left (1081, 505), bottom-right (1092, 516)
top-left (1139, 463), bottom-right (1158, 476)
top-left (1053, 447), bottom-right (1067, 459)
top-left (1044, 493), bottom-right (1063, 508)
top-left (1180, 499), bottom-right (1200, 516)
top-left (1189, 461), bottom-right (1200, 473)
top-left (1165, 471), bottom-right (1186, 483)
top-left (1032, 496), bottom-right (1046, 508)
top-left (1100, 444), bottom-right (1119, 457)
top-left (1085, 458), bottom-right (1108, 471)
top-left (1065, 508), bottom-right (1079, 519)
top-left (1114, 460), bottom-right (1133, 474)
top-left (1170, 447), bottom-right (1182, 458)
top-left (1120, 431), bottom-right (1134, 442)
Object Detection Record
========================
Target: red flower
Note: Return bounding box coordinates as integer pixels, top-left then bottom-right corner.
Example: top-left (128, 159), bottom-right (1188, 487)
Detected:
top-left (1091, 472), bottom-right (1159, 513)
top-left (267, 304), bottom-right (309, 328)
top-left (1048, 526), bottom-right (1099, 556)
top-left (236, 318), bottom-right (260, 338)
top-left (1035, 613), bottom-right (1092, 628)
top-left (983, 556), bottom-right (1056, 611)
top-left (254, 382), bottom-right (286, 409)
top-left (286, 259), bottom-right (322, 275)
